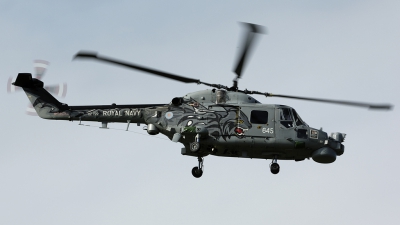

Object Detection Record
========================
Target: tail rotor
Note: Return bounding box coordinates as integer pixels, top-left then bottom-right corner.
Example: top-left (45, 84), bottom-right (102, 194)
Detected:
top-left (8, 60), bottom-right (68, 115)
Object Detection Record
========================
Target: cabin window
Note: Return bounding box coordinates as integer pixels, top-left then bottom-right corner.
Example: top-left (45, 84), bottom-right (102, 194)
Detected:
top-left (280, 108), bottom-right (293, 128)
top-left (250, 110), bottom-right (268, 124)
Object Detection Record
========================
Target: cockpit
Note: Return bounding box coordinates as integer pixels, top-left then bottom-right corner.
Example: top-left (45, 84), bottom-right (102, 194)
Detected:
top-left (279, 107), bottom-right (307, 128)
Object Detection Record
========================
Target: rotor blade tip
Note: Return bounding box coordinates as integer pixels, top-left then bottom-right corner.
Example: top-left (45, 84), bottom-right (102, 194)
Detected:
top-left (369, 105), bottom-right (393, 110)
top-left (73, 51), bottom-right (98, 60)
top-left (239, 22), bottom-right (267, 34)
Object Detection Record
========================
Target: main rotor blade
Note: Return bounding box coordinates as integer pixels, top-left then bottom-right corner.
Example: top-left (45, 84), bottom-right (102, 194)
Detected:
top-left (265, 93), bottom-right (392, 110)
top-left (232, 23), bottom-right (266, 89)
top-left (74, 51), bottom-right (201, 84)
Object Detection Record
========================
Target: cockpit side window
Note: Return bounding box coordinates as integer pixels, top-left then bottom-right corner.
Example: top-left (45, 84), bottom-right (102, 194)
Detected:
top-left (280, 108), bottom-right (293, 128)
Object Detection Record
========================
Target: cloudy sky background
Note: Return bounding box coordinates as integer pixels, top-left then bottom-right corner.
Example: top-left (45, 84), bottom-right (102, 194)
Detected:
top-left (1, 1), bottom-right (399, 224)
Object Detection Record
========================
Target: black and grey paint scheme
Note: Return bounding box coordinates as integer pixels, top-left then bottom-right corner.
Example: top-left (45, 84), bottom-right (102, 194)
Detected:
top-left (13, 73), bottom-right (345, 165)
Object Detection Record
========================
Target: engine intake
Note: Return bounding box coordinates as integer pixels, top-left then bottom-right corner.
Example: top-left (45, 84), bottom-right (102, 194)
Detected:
top-left (171, 97), bottom-right (183, 106)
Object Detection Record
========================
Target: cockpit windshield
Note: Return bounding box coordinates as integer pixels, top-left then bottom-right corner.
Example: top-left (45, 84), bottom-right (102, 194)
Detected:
top-left (279, 108), bottom-right (308, 128)
top-left (292, 109), bottom-right (307, 126)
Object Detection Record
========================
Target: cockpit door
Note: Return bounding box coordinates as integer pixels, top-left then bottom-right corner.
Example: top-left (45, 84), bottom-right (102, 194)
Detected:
top-left (277, 107), bottom-right (295, 129)
top-left (276, 107), bottom-right (309, 140)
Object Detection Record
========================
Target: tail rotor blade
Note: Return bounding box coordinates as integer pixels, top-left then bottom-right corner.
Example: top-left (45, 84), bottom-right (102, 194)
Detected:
top-left (7, 77), bottom-right (21, 93)
top-left (34, 60), bottom-right (49, 80)
top-left (45, 83), bottom-right (68, 98)
top-left (26, 103), bottom-right (37, 116)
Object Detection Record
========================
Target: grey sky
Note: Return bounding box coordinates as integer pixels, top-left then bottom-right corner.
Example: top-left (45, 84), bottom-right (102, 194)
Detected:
top-left (1, 1), bottom-right (399, 225)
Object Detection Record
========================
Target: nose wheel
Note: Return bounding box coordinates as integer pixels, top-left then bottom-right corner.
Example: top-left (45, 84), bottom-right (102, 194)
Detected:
top-left (270, 156), bottom-right (280, 174)
top-left (192, 157), bottom-right (204, 178)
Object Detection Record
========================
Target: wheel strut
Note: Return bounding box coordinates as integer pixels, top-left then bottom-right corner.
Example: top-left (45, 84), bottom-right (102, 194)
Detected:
top-left (198, 156), bottom-right (204, 170)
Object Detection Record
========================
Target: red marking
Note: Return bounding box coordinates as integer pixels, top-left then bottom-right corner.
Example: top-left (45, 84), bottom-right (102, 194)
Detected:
top-left (235, 127), bottom-right (244, 134)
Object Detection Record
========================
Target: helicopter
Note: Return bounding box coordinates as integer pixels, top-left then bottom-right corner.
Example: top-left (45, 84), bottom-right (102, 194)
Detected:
top-left (12, 23), bottom-right (392, 178)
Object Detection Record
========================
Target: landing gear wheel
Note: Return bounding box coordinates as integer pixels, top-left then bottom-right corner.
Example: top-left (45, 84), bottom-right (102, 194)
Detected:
top-left (269, 155), bottom-right (280, 174)
top-left (192, 167), bottom-right (203, 178)
top-left (270, 163), bottom-right (280, 174)
top-left (190, 142), bottom-right (200, 152)
top-left (191, 157), bottom-right (204, 178)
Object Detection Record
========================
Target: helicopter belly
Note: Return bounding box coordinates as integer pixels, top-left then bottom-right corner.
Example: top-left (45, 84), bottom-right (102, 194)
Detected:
top-left (180, 135), bottom-right (279, 159)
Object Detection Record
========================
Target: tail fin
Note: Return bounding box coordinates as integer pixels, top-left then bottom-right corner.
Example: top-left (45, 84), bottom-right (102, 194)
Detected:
top-left (13, 73), bottom-right (69, 119)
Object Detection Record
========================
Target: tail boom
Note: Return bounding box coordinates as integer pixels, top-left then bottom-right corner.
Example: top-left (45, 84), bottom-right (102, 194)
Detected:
top-left (13, 73), bottom-right (165, 124)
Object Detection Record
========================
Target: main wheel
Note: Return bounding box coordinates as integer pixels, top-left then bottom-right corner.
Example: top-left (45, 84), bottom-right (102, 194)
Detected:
top-left (191, 166), bottom-right (203, 178)
top-left (270, 163), bottom-right (280, 174)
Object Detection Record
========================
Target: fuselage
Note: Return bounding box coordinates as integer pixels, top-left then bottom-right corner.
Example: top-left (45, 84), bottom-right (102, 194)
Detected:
top-left (144, 89), bottom-right (336, 161)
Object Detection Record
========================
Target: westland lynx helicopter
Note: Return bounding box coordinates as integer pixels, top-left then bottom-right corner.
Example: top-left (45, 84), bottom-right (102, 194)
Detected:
top-left (13, 23), bottom-right (392, 178)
